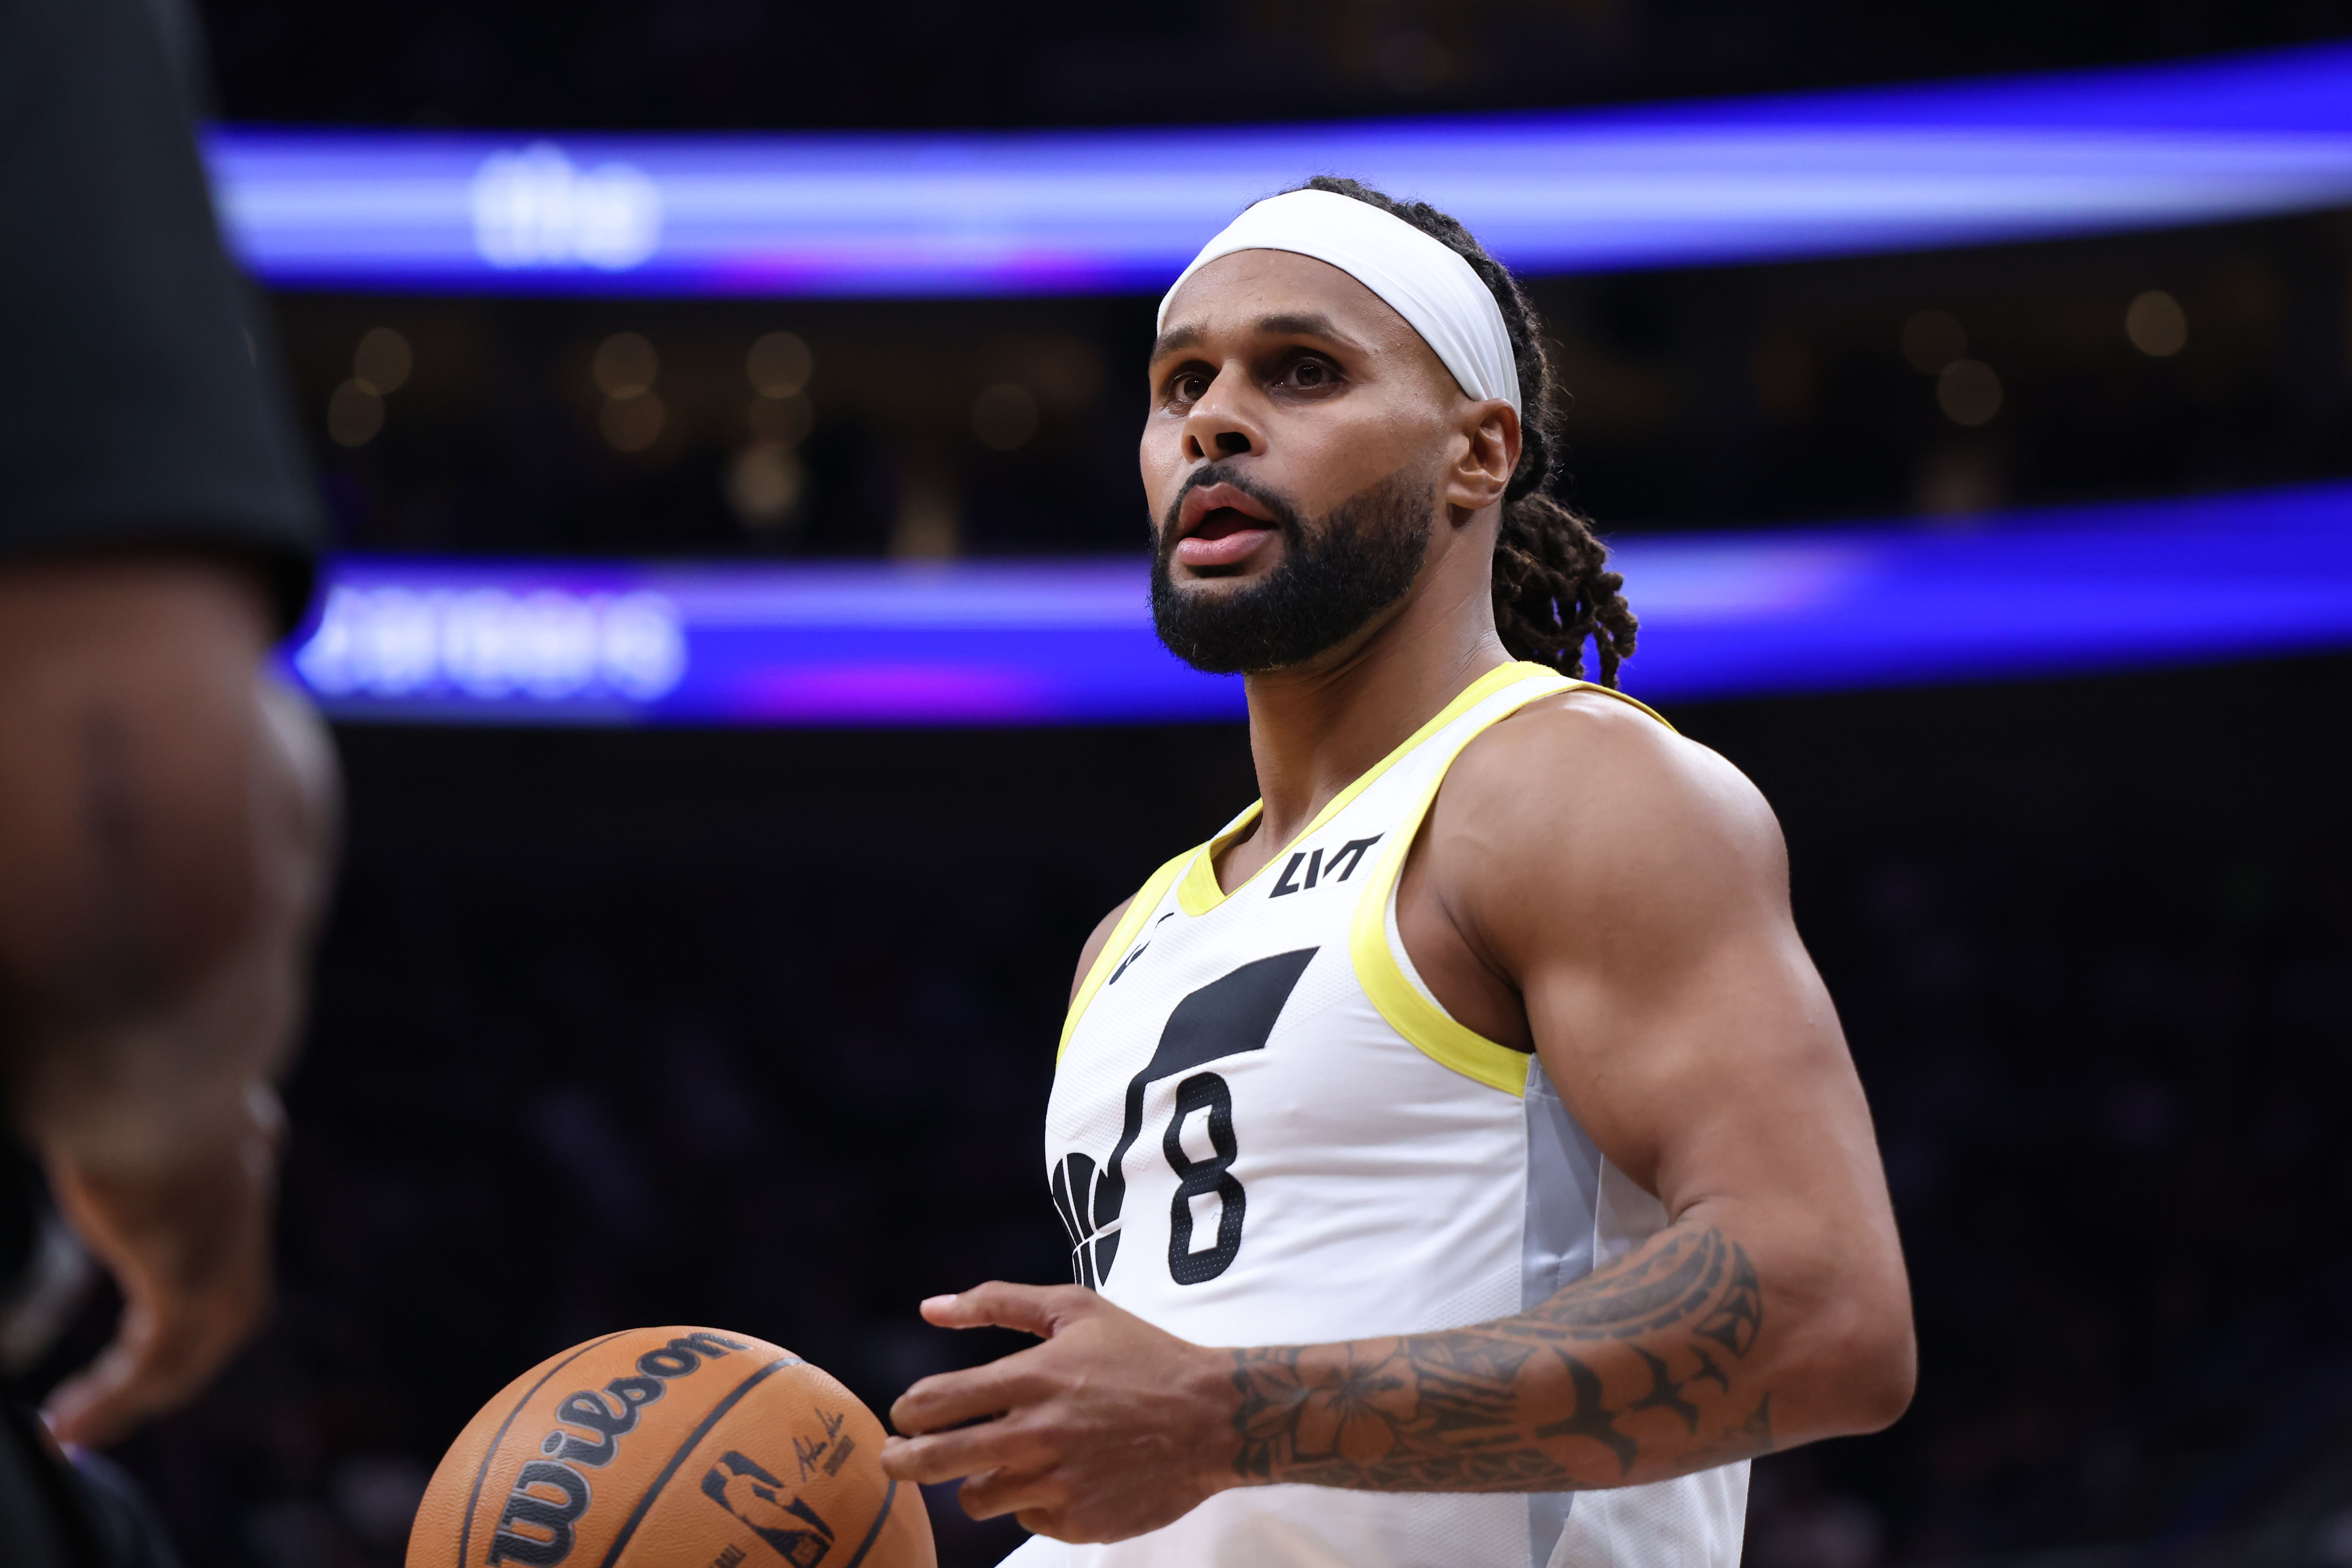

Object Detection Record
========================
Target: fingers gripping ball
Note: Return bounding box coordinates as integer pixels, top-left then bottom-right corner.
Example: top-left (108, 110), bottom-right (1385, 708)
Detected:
top-left (409, 1327), bottom-right (935, 1568)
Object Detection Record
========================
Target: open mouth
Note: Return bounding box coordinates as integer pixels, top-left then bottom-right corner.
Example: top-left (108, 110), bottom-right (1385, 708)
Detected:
top-left (1174, 483), bottom-right (1281, 571)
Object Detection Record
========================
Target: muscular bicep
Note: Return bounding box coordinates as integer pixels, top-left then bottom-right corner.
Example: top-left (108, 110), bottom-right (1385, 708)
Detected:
top-left (1444, 704), bottom-right (1889, 1237)
top-left (1534, 882), bottom-right (1869, 1227)
top-left (1534, 801), bottom-right (1845, 1210)
top-left (1069, 897), bottom-right (1136, 1007)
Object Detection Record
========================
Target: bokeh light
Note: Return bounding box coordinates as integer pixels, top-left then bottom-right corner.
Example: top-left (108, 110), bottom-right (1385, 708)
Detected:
top-left (600, 390), bottom-right (665, 452)
top-left (354, 327), bottom-right (412, 395)
top-left (1936, 359), bottom-right (2003, 426)
top-left (746, 331), bottom-right (812, 398)
top-left (726, 443), bottom-right (806, 529)
top-left (593, 331), bottom-right (658, 398)
top-left (2126, 290), bottom-right (2189, 357)
top-left (1901, 309), bottom-right (1967, 374)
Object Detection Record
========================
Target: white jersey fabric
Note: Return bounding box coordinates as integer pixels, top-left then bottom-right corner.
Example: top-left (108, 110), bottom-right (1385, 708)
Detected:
top-left (1004, 662), bottom-right (1749, 1568)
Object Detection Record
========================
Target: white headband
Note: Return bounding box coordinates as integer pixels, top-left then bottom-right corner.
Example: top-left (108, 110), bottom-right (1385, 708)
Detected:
top-left (1156, 187), bottom-right (1522, 416)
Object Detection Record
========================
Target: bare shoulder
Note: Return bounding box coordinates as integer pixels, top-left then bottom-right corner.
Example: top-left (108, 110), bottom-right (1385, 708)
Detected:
top-left (1069, 896), bottom-right (1137, 1006)
top-left (1432, 688), bottom-right (1789, 925)
top-left (1449, 688), bottom-right (1774, 833)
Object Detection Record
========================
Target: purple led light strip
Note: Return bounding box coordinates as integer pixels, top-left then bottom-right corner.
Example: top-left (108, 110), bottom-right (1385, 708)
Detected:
top-left (209, 41), bottom-right (2352, 297)
top-left (284, 481), bottom-right (2352, 727)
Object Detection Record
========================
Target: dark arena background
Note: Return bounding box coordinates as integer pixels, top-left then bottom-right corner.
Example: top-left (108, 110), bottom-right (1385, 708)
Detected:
top-left (22, 3), bottom-right (2352, 1565)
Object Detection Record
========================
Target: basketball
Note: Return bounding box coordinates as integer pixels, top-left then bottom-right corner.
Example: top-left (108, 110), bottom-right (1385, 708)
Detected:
top-left (407, 1327), bottom-right (934, 1568)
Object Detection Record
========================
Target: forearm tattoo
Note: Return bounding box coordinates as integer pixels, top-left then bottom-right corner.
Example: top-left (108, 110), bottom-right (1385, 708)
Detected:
top-left (1229, 1223), bottom-right (1773, 1491)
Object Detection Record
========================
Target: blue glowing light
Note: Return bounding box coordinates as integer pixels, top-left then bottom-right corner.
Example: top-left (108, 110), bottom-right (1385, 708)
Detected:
top-left (208, 41), bottom-right (2352, 297)
top-left (284, 481), bottom-right (2352, 726)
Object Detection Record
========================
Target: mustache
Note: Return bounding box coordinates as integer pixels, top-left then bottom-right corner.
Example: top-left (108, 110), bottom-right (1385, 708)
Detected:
top-left (1157, 464), bottom-right (1302, 543)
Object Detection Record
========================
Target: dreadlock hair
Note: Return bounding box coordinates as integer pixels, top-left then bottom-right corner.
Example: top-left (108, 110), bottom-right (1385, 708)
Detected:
top-left (1294, 176), bottom-right (1637, 686)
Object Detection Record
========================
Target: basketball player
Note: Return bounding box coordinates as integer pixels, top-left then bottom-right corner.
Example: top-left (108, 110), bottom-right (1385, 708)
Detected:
top-left (878, 180), bottom-right (1915, 1565)
top-left (1, 0), bottom-right (334, 1561)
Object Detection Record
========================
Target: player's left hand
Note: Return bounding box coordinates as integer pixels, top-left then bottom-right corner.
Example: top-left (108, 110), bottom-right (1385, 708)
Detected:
top-left (40, 1083), bottom-right (284, 1448)
top-left (880, 1281), bottom-right (1242, 1542)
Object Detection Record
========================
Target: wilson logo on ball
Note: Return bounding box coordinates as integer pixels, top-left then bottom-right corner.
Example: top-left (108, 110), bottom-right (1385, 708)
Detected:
top-left (415, 1326), bottom-right (932, 1568)
top-left (489, 1332), bottom-right (752, 1566)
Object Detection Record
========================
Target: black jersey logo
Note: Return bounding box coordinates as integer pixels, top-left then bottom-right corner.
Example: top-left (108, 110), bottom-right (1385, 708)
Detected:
top-left (1269, 835), bottom-right (1381, 897)
top-left (1107, 912), bottom-right (1176, 986)
top-left (1052, 948), bottom-right (1316, 1289)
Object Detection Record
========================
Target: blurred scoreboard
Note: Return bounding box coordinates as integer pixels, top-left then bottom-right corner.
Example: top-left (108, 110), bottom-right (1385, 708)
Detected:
top-left (207, 42), bottom-right (2352, 297)
top-left (286, 482), bottom-right (2352, 726)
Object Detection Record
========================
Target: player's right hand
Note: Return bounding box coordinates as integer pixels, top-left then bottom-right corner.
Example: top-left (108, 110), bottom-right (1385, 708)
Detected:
top-left (880, 1281), bottom-right (1244, 1543)
top-left (40, 1083), bottom-right (284, 1448)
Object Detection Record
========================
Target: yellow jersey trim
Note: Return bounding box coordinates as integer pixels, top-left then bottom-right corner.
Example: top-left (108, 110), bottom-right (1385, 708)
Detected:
top-left (1348, 671), bottom-right (1676, 1096)
top-left (1175, 661), bottom-right (1553, 919)
top-left (1056, 848), bottom-right (1193, 1065)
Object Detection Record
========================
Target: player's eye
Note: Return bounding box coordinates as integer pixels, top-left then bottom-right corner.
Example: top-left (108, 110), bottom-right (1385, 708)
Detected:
top-left (1281, 355), bottom-right (1339, 391)
top-left (1166, 370), bottom-right (1210, 405)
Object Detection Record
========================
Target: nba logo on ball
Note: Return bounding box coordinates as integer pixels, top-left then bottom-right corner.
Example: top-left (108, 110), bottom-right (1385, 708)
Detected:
top-left (701, 1451), bottom-right (834, 1566)
top-left (407, 1326), bottom-right (934, 1568)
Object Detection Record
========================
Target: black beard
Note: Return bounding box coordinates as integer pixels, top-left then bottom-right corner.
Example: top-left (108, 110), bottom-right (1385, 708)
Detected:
top-left (1150, 465), bottom-right (1435, 676)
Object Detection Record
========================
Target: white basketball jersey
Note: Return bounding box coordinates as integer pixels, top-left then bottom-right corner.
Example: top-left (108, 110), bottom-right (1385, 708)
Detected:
top-left (1001, 663), bottom-right (1749, 1568)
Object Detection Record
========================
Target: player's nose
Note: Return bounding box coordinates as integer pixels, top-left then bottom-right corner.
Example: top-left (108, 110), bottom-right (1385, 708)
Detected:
top-left (1181, 368), bottom-right (1265, 464)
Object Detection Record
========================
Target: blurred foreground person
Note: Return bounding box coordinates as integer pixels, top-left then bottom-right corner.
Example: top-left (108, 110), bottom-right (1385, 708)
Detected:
top-left (0, 0), bottom-right (334, 1562)
top-left (883, 182), bottom-right (1916, 1565)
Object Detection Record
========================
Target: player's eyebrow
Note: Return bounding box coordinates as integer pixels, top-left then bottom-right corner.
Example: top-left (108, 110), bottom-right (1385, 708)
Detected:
top-left (1149, 323), bottom-right (1206, 362)
top-left (1150, 311), bottom-right (1359, 364)
top-left (1250, 311), bottom-right (1352, 347)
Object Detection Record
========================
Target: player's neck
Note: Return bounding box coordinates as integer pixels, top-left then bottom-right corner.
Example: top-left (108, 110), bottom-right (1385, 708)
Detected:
top-left (1224, 564), bottom-right (1510, 888)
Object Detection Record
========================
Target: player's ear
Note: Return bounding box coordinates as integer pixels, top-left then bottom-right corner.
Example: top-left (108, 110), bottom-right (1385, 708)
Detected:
top-left (1443, 399), bottom-right (1519, 520)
